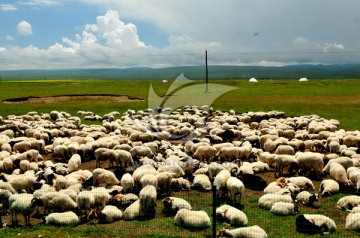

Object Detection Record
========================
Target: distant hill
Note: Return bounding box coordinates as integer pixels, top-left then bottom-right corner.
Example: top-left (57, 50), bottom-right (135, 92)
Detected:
top-left (1, 64), bottom-right (360, 80)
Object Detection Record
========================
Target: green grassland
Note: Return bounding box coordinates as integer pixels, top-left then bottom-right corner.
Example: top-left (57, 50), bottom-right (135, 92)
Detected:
top-left (1, 78), bottom-right (359, 130)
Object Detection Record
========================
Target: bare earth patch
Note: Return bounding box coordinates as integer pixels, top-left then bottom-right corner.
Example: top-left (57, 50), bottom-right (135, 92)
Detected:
top-left (2, 95), bottom-right (145, 104)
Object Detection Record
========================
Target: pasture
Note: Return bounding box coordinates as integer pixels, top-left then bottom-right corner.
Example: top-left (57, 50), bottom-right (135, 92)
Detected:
top-left (0, 78), bottom-right (360, 238)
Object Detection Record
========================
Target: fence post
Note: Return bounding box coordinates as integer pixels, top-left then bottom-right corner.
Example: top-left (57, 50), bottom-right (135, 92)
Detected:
top-left (212, 183), bottom-right (217, 238)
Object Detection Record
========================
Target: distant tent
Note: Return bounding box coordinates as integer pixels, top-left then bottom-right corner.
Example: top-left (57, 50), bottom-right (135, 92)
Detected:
top-left (162, 80), bottom-right (168, 83)
top-left (299, 77), bottom-right (308, 82)
top-left (249, 78), bottom-right (258, 82)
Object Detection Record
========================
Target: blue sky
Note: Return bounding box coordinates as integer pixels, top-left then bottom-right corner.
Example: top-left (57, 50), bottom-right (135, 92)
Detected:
top-left (0, 0), bottom-right (360, 70)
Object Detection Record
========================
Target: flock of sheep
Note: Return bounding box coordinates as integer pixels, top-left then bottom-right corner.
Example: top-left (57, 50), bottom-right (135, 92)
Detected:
top-left (0, 105), bottom-right (360, 237)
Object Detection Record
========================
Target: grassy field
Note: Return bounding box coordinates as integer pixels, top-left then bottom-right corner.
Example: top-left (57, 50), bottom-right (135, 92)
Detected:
top-left (0, 78), bottom-right (360, 237)
top-left (1, 78), bottom-right (359, 130)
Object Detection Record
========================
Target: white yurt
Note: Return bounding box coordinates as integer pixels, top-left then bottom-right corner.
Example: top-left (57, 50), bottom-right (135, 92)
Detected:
top-left (249, 78), bottom-right (258, 82)
top-left (299, 77), bottom-right (308, 82)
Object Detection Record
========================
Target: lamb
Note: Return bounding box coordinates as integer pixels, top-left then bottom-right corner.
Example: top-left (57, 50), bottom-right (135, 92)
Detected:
top-left (120, 173), bottom-right (135, 193)
top-left (8, 193), bottom-right (36, 225)
top-left (226, 177), bottom-right (245, 206)
top-left (273, 155), bottom-right (298, 177)
top-left (285, 177), bottom-right (315, 191)
top-left (295, 214), bottom-right (336, 235)
top-left (296, 191), bottom-right (319, 206)
top-left (337, 195), bottom-right (360, 211)
top-left (174, 208), bottom-right (211, 229)
top-left (258, 193), bottom-right (293, 210)
top-left (270, 201), bottom-right (297, 216)
top-left (45, 211), bottom-right (80, 226)
top-left (192, 174), bottom-right (212, 191)
top-left (139, 185), bottom-right (157, 218)
top-left (216, 204), bottom-right (248, 226)
top-left (217, 225), bottom-right (268, 238)
top-left (92, 168), bottom-right (119, 187)
top-left (162, 197), bottom-right (192, 215)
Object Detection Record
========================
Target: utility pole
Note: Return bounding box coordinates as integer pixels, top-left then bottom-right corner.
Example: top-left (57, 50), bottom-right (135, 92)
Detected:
top-left (205, 50), bottom-right (208, 93)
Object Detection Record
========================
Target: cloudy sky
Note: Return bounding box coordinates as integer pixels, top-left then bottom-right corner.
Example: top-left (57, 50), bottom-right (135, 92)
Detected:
top-left (1, 0), bottom-right (360, 70)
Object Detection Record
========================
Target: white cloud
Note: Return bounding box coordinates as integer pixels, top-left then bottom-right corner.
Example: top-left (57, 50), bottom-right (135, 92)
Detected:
top-left (323, 43), bottom-right (345, 52)
top-left (18, 21), bottom-right (33, 35)
top-left (18, 0), bottom-right (63, 6)
top-left (0, 47), bottom-right (6, 52)
top-left (0, 4), bottom-right (17, 11)
top-left (5, 35), bottom-right (14, 41)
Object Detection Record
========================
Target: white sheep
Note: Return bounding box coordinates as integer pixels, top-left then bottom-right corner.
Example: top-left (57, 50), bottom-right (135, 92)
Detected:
top-left (130, 146), bottom-right (153, 159)
top-left (216, 204), bottom-right (248, 226)
top-left (94, 148), bottom-right (117, 168)
top-left (217, 225), bottom-right (268, 238)
top-left (273, 155), bottom-right (298, 177)
top-left (139, 185), bottom-right (157, 218)
top-left (90, 187), bottom-right (111, 209)
top-left (115, 150), bottom-right (133, 168)
top-left (296, 152), bottom-right (324, 179)
top-left (174, 208), bottom-right (211, 229)
top-left (296, 191), bottom-right (319, 206)
top-left (132, 165), bottom-right (159, 183)
top-left (329, 162), bottom-right (350, 187)
top-left (157, 164), bottom-right (185, 178)
top-left (92, 168), bottom-right (119, 187)
top-left (34, 191), bottom-right (78, 214)
top-left (192, 174), bottom-right (212, 191)
top-left (251, 161), bottom-right (270, 173)
top-left (100, 205), bottom-right (123, 222)
top-left (285, 177), bottom-right (315, 191)
top-left (345, 212), bottom-right (360, 231)
top-left (110, 193), bottom-right (139, 209)
top-left (214, 169), bottom-right (231, 192)
top-left (226, 177), bottom-right (245, 206)
top-left (319, 179), bottom-right (340, 196)
top-left (322, 156), bottom-right (354, 174)
top-left (123, 200), bottom-right (140, 221)
top-left (171, 177), bottom-right (191, 191)
top-left (274, 145), bottom-right (295, 155)
top-left (67, 154), bottom-right (81, 173)
top-left (162, 196), bottom-right (192, 214)
top-left (208, 162), bottom-right (225, 180)
top-left (194, 145), bottom-right (216, 162)
top-left (45, 211), bottom-right (80, 226)
top-left (140, 174), bottom-right (158, 189)
top-left (9, 193), bottom-right (36, 225)
top-left (337, 195), bottom-right (360, 211)
top-left (270, 201), bottom-right (297, 216)
top-left (296, 214), bottom-right (336, 235)
top-left (121, 173), bottom-right (135, 193)
top-left (76, 190), bottom-right (95, 216)
top-left (258, 193), bottom-right (293, 210)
